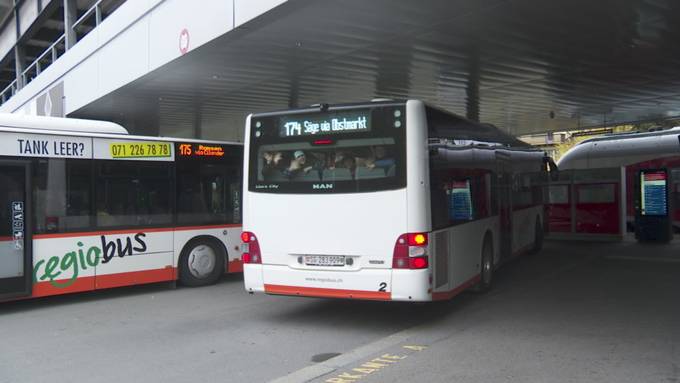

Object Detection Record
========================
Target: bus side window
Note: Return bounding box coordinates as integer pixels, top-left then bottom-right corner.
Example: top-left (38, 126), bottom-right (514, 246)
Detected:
top-left (429, 170), bottom-right (449, 230)
top-left (471, 175), bottom-right (489, 219)
top-left (33, 159), bottom-right (92, 234)
top-left (447, 179), bottom-right (474, 222)
top-left (177, 161), bottom-right (240, 225)
top-left (95, 161), bottom-right (172, 228)
top-left (431, 170), bottom-right (487, 229)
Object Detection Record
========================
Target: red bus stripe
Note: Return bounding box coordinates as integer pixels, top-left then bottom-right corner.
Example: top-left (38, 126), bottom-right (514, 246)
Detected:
top-left (32, 267), bottom-right (176, 298)
top-left (227, 259), bottom-right (243, 273)
top-left (173, 224), bottom-right (241, 232)
top-left (33, 224), bottom-right (241, 240)
top-left (13, 256), bottom-right (243, 301)
top-left (32, 276), bottom-right (95, 298)
top-left (432, 274), bottom-right (481, 301)
top-left (264, 284), bottom-right (391, 301)
top-left (34, 227), bottom-right (171, 239)
top-left (95, 267), bottom-right (174, 289)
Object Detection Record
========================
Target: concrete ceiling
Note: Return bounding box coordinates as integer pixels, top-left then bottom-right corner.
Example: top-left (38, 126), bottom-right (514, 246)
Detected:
top-left (71, 0), bottom-right (680, 139)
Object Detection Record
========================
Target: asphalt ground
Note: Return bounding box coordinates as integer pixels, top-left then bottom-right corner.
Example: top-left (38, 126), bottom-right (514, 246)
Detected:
top-left (1, 238), bottom-right (678, 383)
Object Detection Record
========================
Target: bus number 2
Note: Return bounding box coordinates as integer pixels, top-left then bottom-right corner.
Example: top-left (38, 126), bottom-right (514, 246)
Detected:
top-left (378, 282), bottom-right (387, 292)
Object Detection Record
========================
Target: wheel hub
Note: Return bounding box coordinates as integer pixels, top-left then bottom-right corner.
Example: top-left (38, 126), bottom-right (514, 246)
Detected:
top-left (188, 245), bottom-right (216, 279)
top-left (482, 248), bottom-right (493, 285)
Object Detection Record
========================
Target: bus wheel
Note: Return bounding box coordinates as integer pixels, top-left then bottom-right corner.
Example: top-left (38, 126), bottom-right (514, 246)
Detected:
top-left (179, 238), bottom-right (225, 287)
top-left (530, 218), bottom-right (544, 254)
top-left (473, 236), bottom-right (494, 293)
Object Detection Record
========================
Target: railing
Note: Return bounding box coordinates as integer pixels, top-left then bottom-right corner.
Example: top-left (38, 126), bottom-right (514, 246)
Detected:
top-left (0, 79), bottom-right (17, 103)
top-left (72, 0), bottom-right (106, 32)
top-left (0, 0), bottom-right (121, 106)
top-left (20, 34), bottom-right (66, 89)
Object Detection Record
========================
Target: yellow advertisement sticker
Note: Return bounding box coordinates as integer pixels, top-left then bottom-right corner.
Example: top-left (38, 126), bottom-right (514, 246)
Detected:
top-left (109, 142), bottom-right (171, 158)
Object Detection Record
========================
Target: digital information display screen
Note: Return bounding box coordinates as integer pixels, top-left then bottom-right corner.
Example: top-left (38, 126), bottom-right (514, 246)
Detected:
top-left (279, 111), bottom-right (371, 138)
top-left (640, 170), bottom-right (667, 216)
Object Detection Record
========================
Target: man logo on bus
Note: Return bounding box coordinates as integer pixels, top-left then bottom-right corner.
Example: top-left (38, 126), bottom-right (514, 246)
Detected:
top-left (313, 183), bottom-right (333, 190)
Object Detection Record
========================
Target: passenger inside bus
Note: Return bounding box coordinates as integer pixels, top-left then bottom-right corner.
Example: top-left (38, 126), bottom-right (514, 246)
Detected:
top-left (261, 151), bottom-right (284, 181)
top-left (258, 145), bottom-right (396, 182)
top-left (282, 150), bottom-right (314, 178)
top-left (368, 146), bottom-right (395, 169)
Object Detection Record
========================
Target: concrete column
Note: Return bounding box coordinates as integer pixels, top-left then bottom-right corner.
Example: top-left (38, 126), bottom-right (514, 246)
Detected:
top-left (14, 45), bottom-right (25, 88)
top-left (13, 3), bottom-right (23, 89)
top-left (63, 0), bottom-right (78, 49)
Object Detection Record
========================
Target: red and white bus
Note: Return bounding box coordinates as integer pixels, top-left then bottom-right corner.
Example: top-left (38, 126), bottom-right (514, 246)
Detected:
top-left (553, 128), bottom-right (680, 235)
top-left (242, 100), bottom-right (548, 302)
top-left (0, 114), bottom-right (243, 302)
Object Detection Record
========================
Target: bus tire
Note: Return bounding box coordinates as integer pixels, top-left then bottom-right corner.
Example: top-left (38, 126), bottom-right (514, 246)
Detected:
top-left (178, 237), bottom-right (226, 287)
top-left (473, 234), bottom-right (494, 293)
top-left (530, 217), bottom-right (544, 254)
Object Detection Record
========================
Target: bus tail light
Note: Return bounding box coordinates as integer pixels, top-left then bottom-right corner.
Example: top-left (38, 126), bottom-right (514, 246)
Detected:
top-left (410, 256), bottom-right (428, 269)
top-left (392, 233), bottom-right (429, 270)
top-left (241, 231), bottom-right (262, 264)
top-left (407, 233), bottom-right (428, 246)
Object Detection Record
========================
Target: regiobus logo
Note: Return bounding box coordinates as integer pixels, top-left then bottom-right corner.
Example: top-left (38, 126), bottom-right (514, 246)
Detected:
top-left (33, 233), bottom-right (148, 288)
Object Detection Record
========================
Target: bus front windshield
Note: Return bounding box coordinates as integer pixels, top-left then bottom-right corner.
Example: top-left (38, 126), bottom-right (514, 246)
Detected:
top-left (248, 104), bottom-right (406, 194)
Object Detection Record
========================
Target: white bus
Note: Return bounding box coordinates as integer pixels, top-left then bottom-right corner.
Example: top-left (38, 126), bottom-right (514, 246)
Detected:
top-left (0, 114), bottom-right (243, 302)
top-left (242, 100), bottom-right (548, 302)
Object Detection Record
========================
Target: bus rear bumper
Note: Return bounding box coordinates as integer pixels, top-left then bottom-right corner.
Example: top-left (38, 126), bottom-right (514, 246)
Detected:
top-left (244, 264), bottom-right (266, 293)
top-left (391, 269), bottom-right (430, 302)
top-left (244, 264), bottom-right (431, 302)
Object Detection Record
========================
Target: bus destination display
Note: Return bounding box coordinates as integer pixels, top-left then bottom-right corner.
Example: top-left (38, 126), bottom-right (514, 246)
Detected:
top-left (640, 170), bottom-right (667, 216)
top-left (178, 143), bottom-right (225, 157)
top-left (279, 112), bottom-right (371, 137)
top-left (110, 142), bottom-right (171, 158)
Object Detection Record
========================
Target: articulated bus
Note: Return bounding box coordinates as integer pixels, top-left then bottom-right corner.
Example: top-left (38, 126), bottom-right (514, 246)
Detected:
top-left (0, 114), bottom-right (243, 302)
top-left (553, 128), bottom-right (680, 236)
top-left (242, 100), bottom-right (548, 302)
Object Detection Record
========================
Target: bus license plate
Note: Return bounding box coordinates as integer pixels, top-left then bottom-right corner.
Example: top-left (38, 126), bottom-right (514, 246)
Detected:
top-left (304, 255), bottom-right (345, 266)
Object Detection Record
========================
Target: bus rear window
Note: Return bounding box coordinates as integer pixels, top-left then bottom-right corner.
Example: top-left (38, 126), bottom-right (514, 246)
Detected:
top-left (249, 105), bottom-right (406, 194)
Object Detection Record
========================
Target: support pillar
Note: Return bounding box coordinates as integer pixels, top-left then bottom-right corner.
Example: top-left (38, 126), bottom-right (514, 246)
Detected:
top-left (63, 0), bottom-right (78, 49)
top-left (14, 45), bottom-right (25, 89)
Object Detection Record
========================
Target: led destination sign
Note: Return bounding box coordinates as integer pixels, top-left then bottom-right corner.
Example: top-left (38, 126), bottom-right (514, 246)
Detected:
top-left (279, 112), bottom-right (371, 138)
top-left (178, 143), bottom-right (225, 157)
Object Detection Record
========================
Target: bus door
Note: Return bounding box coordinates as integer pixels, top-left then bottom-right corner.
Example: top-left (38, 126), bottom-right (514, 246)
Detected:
top-left (0, 161), bottom-right (31, 299)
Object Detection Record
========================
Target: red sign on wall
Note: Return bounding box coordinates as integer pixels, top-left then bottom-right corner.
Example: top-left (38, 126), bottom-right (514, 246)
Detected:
top-left (179, 28), bottom-right (190, 55)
